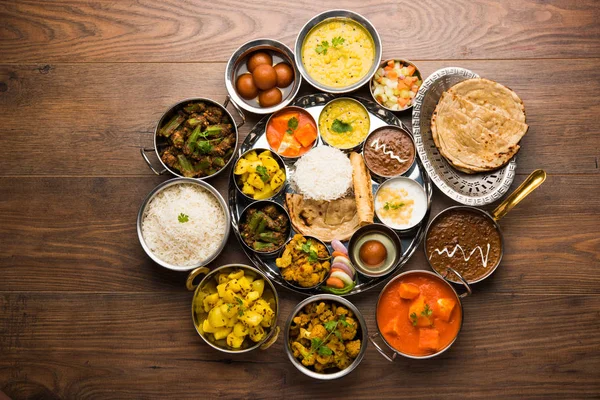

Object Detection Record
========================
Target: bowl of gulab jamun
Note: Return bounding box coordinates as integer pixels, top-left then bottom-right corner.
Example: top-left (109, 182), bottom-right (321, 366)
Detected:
top-left (226, 39), bottom-right (302, 114)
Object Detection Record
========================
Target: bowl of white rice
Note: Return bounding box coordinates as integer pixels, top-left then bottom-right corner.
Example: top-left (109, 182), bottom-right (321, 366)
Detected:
top-left (137, 178), bottom-right (231, 271)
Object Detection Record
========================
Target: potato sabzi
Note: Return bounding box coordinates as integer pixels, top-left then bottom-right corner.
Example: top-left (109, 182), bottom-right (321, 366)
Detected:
top-left (193, 268), bottom-right (276, 350)
top-left (240, 203), bottom-right (289, 253)
top-left (289, 301), bottom-right (361, 373)
top-left (376, 272), bottom-right (461, 356)
top-left (234, 150), bottom-right (285, 200)
top-left (158, 101), bottom-right (236, 178)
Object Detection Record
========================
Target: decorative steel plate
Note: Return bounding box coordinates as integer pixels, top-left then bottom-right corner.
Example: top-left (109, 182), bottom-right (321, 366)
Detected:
top-left (228, 93), bottom-right (433, 296)
top-left (411, 67), bottom-right (516, 206)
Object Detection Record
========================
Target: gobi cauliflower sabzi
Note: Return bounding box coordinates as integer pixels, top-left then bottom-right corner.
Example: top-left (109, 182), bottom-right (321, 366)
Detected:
top-left (289, 301), bottom-right (361, 372)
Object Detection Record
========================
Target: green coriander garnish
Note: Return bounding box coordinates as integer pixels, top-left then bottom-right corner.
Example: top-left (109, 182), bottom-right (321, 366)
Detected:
top-left (256, 165), bottom-right (270, 182)
top-left (315, 40), bottom-right (329, 54)
top-left (410, 312), bottom-right (418, 326)
top-left (384, 202), bottom-right (405, 211)
top-left (331, 119), bottom-right (353, 133)
top-left (331, 36), bottom-right (345, 47)
top-left (178, 213), bottom-right (189, 223)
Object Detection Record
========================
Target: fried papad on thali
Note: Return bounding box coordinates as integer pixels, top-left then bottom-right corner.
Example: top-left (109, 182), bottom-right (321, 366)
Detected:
top-left (285, 152), bottom-right (374, 242)
top-left (431, 78), bottom-right (528, 174)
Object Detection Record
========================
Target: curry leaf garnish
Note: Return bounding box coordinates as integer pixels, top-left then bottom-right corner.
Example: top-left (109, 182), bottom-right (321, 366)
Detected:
top-left (178, 213), bottom-right (189, 223)
top-left (256, 165), bottom-right (270, 182)
top-left (410, 312), bottom-right (418, 326)
top-left (331, 119), bottom-right (353, 133)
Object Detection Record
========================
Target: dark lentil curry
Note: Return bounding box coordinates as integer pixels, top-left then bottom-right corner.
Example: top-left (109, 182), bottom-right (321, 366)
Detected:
top-left (363, 127), bottom-right (415, 177)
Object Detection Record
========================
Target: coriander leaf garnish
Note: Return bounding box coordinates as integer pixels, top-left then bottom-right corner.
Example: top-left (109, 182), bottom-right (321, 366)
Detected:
top-left (236, 297), bottom-right (246, 316)
top-left (308, 250), bottom-right (318, 263)
top-left (288, 117), bottom-right (298, 130)
top-left (318, 345), bottom-right (333, 356)
top-left (315, 40), bottom-right (330, 54)
top-left (410, 312), bottom-right (418, 326)
top-left (256, 165), bottom-right (270, 182)
top-left (310, 337), bottom-right (323, 351)
top-left (331, 119), bottom-right (353, 133)
top-left (384, 202), bottom-right (405, 211)
top-left (324, 320), bottom-right (338, 332)
top-left (196, 140), bottom-right (213, 154)
top-left (310, 316), bottom-right (351, 356)
top-left (421, 303), bottom-right (433, 318)
top-left (301, 240), bottom-right (312, 254)
top-left (178, 213), bottom-right (189, 223)
top-left (332, 36), bottom-right (345, 47)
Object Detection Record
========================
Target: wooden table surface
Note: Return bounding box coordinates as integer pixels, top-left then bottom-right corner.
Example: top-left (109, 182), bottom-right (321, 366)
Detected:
top-left (1, 1), bottom-right (599, 399)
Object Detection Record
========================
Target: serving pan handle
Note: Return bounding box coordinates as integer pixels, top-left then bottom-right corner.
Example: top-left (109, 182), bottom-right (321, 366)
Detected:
top-left (445, 267), bottom-right (472, 298)
top-left (140, 148), bottom-right (167, 175)
top-left (260, 326), bottom-right (280, 350)
top-left (491, 169), bottom-right (546, 221)
top-left (223, 95), bottom-right (246, 129)
top-left (369, 332), bottom-right (397, 362)
top-left (186, 267), bottom-right (210, 291)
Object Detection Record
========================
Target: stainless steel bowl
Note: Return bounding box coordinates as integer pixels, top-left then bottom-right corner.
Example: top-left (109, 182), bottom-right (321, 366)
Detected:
top-left (265, 106), bottom-right (319, 160)
top-left (232, 148), bottom-right (287, 201)
top-left (238, 200), bottom-right (291, 257)
top-left (348, 223), bottom-right (402, 278)
top-left (140, 96), bottom-right (245, 179)
top-left (226, 39), bottom-right (302, 115)
top-left (187, 264), bottom-right (280, 354)
top-left (373, 177), bottom-right (428, 232)
top-left (362, 125), bottom-right (417, 181)
top-left (276, 235), bottom-right (332, 291)
top-left (284, 294), bottom-right (368, 379)
top-left (318, 97), bottom-right (371, 152)
top-left (369, 270), bottom-right (470, 362)
top-left (370, 58), bottom-right (423, 112)
top-left (137, 178), bottom-right (231, 271)
top-left (294, 10), bottom-right (382, 94)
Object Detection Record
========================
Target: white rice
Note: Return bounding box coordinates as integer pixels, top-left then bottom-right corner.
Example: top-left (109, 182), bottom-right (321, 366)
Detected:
top-left (292, 146), bottom-right (353, 201)
top-left (141, 183), bottom-right (226, 266)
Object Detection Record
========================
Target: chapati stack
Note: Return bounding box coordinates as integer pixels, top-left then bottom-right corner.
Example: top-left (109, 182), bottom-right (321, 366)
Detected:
top-left (431, 78), bottom-right (528, 174)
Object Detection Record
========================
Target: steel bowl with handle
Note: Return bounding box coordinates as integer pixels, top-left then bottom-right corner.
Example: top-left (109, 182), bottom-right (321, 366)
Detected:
top-left (140, 96), bottom-right (245, 179)
top-left (186, 264), bottom-right (280, 354)
top-left (369, 269), bottom-right (471, 362)
top-left (424, 169), bottom-right (546, 285)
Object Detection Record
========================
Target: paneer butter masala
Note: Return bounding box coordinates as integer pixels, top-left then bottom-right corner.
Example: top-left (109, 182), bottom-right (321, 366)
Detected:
top-left (376, 272), bottom-right (461, 356)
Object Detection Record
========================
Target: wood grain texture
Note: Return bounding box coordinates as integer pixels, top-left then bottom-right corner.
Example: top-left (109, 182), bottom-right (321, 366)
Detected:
top-left (0, 59), bottom-right (599, 177)
top-left (1, 0), bottom-right (599, 62)
top-left (0, 174), bottom-right (598, 294)
top-left (1, 292), bottom-right (599, 399)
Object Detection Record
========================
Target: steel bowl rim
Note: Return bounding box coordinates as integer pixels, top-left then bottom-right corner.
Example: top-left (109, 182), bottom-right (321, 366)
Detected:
top-left (362, 124), bottom-right (417, 179)
top-left (347, 223), bottom-right (403, 278)
top-left (237, 200), bottom-right (292, 257)
top-left (423, 205), bottom-right (505, 285)
top-left (284, 294), bottom-right (368, 379)
top-left (191, 263), bottom-right (280, 354)
top-left (294, 9), bottom-right (382, 94)
top-left (374, 269), bottom-right (464, 359)
top-left (318, 96), bottom-right (371, 152)
top-left (265, 105), bottom-right (320, 160)
top-left (276, 235), bottom-right (332, 291)
top-left (225, 38), bottom-right (302, 115)
top-left (232, 147), bottom-right (288, 201)
top-left (370, 58), bottom-right (423, 112)
top-left (137, 177), bottom-right (231, 271)
top-left (373, 176), bottom-right (428, 232)
top-left (153, 97), bottom-right (239, 180)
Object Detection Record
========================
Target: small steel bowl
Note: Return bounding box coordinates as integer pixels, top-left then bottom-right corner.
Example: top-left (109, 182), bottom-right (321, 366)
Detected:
top-left (285, 294), bottom-right (368, 379)
top-left (276, 235), bottom-right (332, 291)
top-left (374, 177), bottom-right (428, 232)
top-left (233, 148), bottom-right (287, 202)
top-left (348, 223), bottom-right (402, 278)
top-left (370, 58), bottom-right (423, 112)
top-left (294, 10), bottom-right (382, 94)
top-left (370, 270), bottom-right (469, 362)
top-left (362, 125), bottom-right (417, 182)
top-left (186, 264), bottom-right (280, 354)
top-left (265, 106), bottom-right (319, 160)
top-left (226, 39), bottom-right (302, 115)
top-left (318, 97), bottom-right (371, 152)
top-left (424, 205), bottom-right (505, 285)
top-left (137, 178), bottom-right (231, 271)
top-left (140, 96), bottom-right (245, 179)
top-left (238, 200), bottom-right (292, 257)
